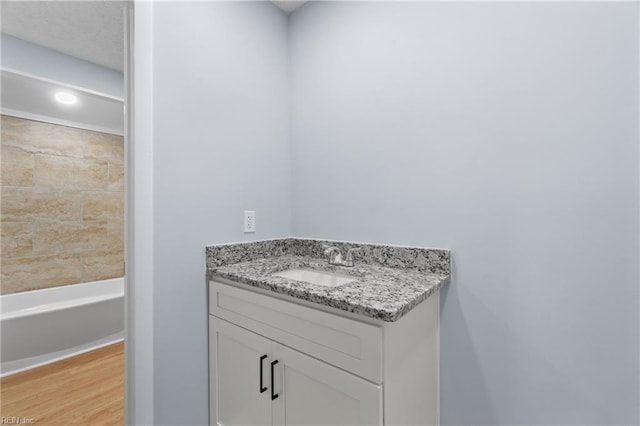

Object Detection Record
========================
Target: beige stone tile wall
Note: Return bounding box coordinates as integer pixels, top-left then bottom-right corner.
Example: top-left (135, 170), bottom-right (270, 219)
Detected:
top-left (1, 115), bottom-right (124, 294)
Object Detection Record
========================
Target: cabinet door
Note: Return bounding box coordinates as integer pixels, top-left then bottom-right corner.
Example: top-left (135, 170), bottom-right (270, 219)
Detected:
top-left (272, 344), bottom-right (383, 426)
top-left (210, 316), bottom-right (274, 426)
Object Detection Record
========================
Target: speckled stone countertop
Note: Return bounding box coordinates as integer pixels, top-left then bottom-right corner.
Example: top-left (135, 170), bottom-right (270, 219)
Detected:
top-left (206, 238), bottom-right (450, 322)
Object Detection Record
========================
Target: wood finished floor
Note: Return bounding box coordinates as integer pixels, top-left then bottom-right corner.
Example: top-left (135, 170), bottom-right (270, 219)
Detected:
top-left (0, 342), bottom-right (124, 426)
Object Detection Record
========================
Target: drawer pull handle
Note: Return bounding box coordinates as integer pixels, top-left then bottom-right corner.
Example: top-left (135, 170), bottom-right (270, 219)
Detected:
top-left (270, 360), bottom-right (279, 400)
top-left (259, 355), bottom-right (267, 394)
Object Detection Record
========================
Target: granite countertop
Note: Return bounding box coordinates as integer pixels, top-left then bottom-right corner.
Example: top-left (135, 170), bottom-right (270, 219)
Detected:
top-left (208, 239), bottom-right (450, 322)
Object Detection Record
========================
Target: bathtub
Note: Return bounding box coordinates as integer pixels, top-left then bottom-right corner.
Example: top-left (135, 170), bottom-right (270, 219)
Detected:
top-left (0, 278), bottom-right (124, 377)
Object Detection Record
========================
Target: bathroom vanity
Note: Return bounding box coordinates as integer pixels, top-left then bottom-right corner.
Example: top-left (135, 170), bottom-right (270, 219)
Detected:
top-left (207, 239), bottom-right (450, 426)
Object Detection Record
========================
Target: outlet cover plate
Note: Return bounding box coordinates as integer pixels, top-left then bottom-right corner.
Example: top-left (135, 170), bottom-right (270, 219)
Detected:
top-left (244, 210), bottom-right (255, 233)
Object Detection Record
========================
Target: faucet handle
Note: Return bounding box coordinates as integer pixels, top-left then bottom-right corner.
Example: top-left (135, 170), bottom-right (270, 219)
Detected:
top-left (322, 244), bottom-right (336, 255)
top-left (322, 245), bottom-right (341, 263)
top-left (345, 247), bottom-right (362, 265)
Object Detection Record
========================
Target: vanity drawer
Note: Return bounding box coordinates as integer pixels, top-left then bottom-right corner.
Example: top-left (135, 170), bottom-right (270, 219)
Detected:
top-left (209, 280), bottom-right (383, 384)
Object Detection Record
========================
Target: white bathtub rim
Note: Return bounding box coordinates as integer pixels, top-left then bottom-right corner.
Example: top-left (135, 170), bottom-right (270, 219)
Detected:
top-left (1, 277), bottom-right (124, 319)
top-left (1, 294), bottom-right (122, 321)
top-left (0, 332), bottom-right (123, 378)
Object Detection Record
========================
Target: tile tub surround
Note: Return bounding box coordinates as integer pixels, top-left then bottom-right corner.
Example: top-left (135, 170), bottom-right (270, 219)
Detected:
top-left (206, 238), bottom-right (450, 321)
top-left (1, 115), bottom-right (124, 294)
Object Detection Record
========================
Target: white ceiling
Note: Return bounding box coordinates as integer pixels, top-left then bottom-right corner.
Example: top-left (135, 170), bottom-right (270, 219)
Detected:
top-left (0, 1), bottom-right (306, 73)
top-left (1, 1), bottom-right (125, 72)
top-left (272, 1), bottom-right (307, 13)
top-left (1, 70), bottom-right (124, 135)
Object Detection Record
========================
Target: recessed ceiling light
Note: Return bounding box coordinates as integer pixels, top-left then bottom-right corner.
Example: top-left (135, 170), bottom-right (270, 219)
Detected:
top-left (55, 91), bottom-right (78, 105)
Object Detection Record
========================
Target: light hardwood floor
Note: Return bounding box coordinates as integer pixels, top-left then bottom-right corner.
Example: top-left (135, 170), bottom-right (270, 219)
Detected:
top-left (0, 342), bottom-right (124, 425)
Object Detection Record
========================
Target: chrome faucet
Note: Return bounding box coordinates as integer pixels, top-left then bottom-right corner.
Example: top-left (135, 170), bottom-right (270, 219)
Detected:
top-left (322, 245), bottom-right (361, 267)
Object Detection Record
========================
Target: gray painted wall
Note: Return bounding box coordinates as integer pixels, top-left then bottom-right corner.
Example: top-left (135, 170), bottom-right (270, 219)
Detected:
top-left (289, 2), bottom-right (639, 424)
top-left (144, 1), bottom-right (638, 424)
top-left (1, 33), bottom-right (124, 99)
top-left (151, 2), bottom-right (290, 424)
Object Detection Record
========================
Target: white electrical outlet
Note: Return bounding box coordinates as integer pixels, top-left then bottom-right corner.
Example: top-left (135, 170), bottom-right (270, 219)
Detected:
top-left (243, 210), bottom-right (256, 233)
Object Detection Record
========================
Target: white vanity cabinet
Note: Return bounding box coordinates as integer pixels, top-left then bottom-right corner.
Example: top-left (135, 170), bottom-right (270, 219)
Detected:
top-left (209, 279), bottom-right (440, 426)
top-left (211, 317), bottom-right (382, 426)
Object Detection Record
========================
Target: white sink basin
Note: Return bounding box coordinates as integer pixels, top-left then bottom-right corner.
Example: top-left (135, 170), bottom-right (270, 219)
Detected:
top-left (272, 268), bottom-right (357, 287)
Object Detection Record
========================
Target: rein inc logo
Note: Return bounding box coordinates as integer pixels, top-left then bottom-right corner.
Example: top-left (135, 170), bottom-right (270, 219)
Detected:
top-left (1, 418), bottom-right (34, 424)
